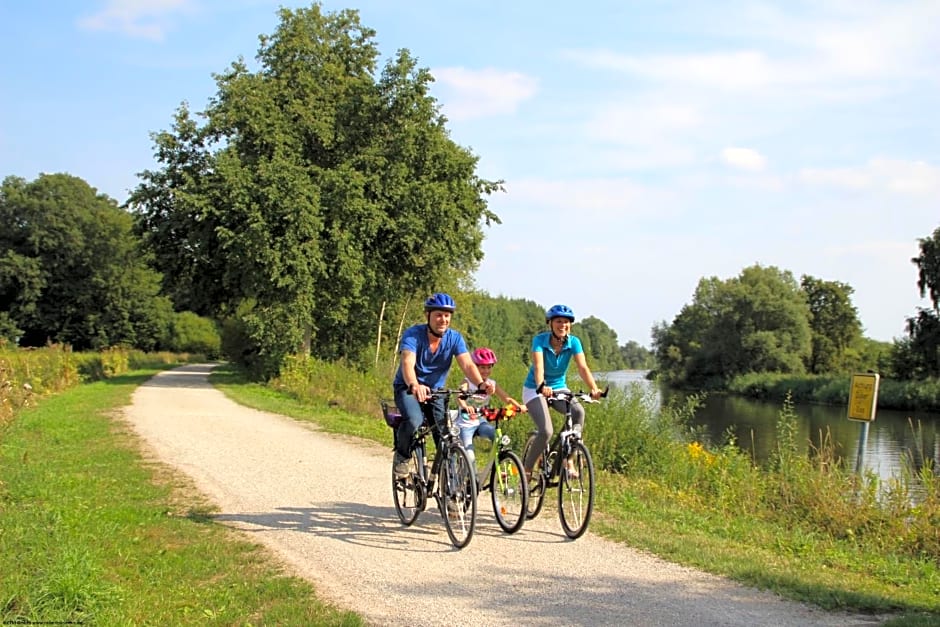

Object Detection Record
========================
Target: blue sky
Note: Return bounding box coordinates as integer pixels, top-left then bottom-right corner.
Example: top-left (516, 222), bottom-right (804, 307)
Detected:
top-left (2, 1), bottom-right (938, 348)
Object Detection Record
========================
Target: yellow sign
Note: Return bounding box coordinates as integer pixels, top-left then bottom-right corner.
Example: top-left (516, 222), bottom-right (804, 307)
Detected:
top-left (847, 373), bottom-right (879, 422)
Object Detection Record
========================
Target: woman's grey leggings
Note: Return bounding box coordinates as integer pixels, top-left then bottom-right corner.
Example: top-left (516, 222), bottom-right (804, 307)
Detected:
top-left (523, 394), bottom-right (584, 472)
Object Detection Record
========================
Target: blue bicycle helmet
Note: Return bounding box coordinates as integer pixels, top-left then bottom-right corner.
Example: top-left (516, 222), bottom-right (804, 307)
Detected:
top-left (424, 293), bottom-right (456, 312)
top-left (545, 304), bottom-right (575, 323)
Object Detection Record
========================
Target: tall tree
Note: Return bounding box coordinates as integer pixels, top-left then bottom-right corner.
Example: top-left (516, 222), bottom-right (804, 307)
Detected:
top-left (0, 174), bottom-right (171, 349)
top-left (912, 226), bottom-right (940, 311)
top-left (129, 5), bottom-right (501, 376)
top-left (620, 340), bottom-right (654, 370)
top-left (576, 316), bottom-right (626, 371)
top-left (800, 275), bottom-right (862, 374)
top-left (652, 265), bottom-right (811, 386)
top-left (894, 225), bottom-right (940, 378)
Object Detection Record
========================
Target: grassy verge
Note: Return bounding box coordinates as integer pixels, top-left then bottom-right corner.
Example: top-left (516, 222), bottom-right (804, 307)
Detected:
top-left (0, 367), bottom-right (362, 626)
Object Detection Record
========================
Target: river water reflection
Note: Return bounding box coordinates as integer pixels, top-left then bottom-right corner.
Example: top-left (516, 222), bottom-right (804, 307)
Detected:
top-left (598, 370), bottom-right (940, 482)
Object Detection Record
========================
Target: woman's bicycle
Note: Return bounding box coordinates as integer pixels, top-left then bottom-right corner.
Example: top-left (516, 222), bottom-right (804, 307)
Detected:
top-left (475, 404), bottom-right (528, 534)
top-left (381, 389), bottom-right (478, 549)
top-left (521, 388), bottom-right (607, 539)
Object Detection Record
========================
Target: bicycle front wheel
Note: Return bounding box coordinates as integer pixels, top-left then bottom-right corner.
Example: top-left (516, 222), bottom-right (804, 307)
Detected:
top-left (491, 450), bottom-right (527, 534)
top-left (439, 444), bottom-right (477, 549)
top-left (522, 434), bottom-right (546, 520)
top-left (558, 439), bottom-right (595, 539)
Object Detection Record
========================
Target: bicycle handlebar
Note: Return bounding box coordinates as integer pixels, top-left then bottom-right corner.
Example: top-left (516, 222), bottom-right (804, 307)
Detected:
top-left (549, 386), bottom-right (609, 404)
top-left (405, 387), bottom-right (477, 400)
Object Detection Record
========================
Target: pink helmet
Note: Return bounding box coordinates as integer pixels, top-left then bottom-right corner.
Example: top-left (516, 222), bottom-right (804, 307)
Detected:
top-left (471, 347), bottom-right (497, 365)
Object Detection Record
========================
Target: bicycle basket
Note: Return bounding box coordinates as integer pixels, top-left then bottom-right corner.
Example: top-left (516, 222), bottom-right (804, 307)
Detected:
top-left (381, 400), bottom-right (403, 428)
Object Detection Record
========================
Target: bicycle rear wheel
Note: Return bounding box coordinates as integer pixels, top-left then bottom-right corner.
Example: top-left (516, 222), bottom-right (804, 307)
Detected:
top-left (558, 439), bottom-right (595, 539)
top-left (522, 434), bottom-right (546, 520)
top-left (392, 448), bottom-right (425, 525)
top-left (439, 444), bottom-right (477, 549)
top-left (491, 450), bottom-right (527, 534)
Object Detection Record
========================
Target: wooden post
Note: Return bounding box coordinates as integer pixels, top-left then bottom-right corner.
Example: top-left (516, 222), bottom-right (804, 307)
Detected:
top-left (374, 300), bottom-right (386, 369)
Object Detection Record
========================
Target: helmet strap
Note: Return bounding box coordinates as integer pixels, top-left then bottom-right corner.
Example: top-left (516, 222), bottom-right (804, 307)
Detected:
top-left (426, 318), bottom-right (444, 338)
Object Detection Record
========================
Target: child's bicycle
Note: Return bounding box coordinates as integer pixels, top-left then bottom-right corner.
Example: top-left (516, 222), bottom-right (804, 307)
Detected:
top-left (521, 388), bottom-right (608, 540)
top-left (381, 389), bottom-right (478, 549)
top-left (475, 404), bottom-right (529, 534)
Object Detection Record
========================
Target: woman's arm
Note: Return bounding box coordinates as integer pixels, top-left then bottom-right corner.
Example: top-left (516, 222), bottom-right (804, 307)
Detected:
top-left (573, 353), bottom-right (603, 399)
top-left (532, 350), bottom-right (552, 397)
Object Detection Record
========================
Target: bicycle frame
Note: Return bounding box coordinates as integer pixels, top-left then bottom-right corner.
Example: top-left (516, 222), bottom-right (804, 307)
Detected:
top-left (385, 388), bottom-right (478, 548)
top-left (475, 405), bottom-right (528, 534)
top-left (523, 388), bottom-right (607, 539)
top-left (476, 405), bottom-right (517, 485)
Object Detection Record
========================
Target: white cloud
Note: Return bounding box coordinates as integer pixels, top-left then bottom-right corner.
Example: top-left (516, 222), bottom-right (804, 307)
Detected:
top-left (501, 176), bottom-right (672, 219)
top-left (721, 147), bottom-right (767, 172)
top-left (585, 103), bottom-right (703, 142)
top-left (564, 2), bottom-right (940, 92)
top-left (800, 159), bottom-right (940, 195)
top-left (78, 0), bottom-right (193, 41)
top-left (431, 67), bottom-right (538, 121)
top-left (566, 49), bottom-right (775, 90)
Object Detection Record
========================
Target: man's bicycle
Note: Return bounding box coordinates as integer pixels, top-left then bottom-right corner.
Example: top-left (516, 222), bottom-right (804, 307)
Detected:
top-left (475, 404), bottom-right (528, 534)
top-left (521, 388), bottom-right (607, 539)
top-left (381, 389), bottom-right (478, 549)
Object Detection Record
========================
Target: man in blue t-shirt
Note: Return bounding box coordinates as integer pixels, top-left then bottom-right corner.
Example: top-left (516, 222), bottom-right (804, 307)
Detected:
top-left (392, 293), bottom-right (494, 478)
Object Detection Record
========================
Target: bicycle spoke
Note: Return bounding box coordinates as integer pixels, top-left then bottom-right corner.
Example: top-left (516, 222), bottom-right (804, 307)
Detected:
top-left (491, 450), bottom-right (527, 534)
top-left (522, 434), bottom-right (546, 520)
top-left (392, 473), bottom-right (422, 526)
top-left (558, 440), bottom-right (595, 539)
top-left (439, 445), bottom-right (477, 549)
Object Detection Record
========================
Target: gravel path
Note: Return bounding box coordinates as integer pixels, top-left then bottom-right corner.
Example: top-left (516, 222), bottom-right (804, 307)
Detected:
top-left (123, 364), bottom-right (886, 626)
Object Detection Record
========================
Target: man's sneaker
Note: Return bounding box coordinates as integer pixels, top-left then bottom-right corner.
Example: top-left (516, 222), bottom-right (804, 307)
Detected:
top-left (393, 453), bottom-right (411, 479)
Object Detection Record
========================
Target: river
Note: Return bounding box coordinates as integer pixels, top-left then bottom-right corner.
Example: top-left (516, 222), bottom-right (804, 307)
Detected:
top-left (598, 370), bottom-right (940, 482)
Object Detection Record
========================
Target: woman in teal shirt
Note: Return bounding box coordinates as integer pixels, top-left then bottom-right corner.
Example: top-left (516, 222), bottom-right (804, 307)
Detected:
top-left (522, 304), bottom-right (603, 478)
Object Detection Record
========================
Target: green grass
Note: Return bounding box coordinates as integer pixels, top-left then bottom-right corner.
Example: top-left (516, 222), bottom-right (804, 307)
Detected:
top-left (0, 368), bottom-right (362, 626)
top-left (4, 358), bottom-right (938, 626)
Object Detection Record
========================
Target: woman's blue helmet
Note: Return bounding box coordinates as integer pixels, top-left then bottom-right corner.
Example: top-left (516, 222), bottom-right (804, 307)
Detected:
top-left (545, 304), bottom-right (575, 323)
top-left (424, 293), bottom-right (456, 312)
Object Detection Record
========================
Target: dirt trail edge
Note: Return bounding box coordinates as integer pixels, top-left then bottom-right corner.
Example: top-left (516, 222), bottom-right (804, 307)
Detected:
top-left (123, 364), bottom-right (884, 627)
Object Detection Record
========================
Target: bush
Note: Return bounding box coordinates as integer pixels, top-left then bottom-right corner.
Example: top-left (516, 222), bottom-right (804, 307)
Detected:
top-left (163, 312), bottom-right (221, 359)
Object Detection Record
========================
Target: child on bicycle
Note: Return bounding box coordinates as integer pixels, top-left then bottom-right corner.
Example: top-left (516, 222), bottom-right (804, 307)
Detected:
top-left (521, 305), bottom-right (603, 479)
top-left (456, 347), bottom-right (526, 464)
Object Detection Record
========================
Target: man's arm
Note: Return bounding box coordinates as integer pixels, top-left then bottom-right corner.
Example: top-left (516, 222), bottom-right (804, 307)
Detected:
top-left (400, 350), bottom-right (429, 402)
top-left (455, 352), bottom-right (494, 395)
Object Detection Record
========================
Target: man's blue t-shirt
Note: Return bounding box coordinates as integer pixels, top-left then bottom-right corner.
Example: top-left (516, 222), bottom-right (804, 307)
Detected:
top-left (393, 324), bottom-right (469, 390)
top-left (524, 332), bottom-right (584, 389)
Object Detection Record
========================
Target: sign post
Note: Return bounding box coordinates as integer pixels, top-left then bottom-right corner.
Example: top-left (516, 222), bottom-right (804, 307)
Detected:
top-left (847, 372), bottom-right (880, 475)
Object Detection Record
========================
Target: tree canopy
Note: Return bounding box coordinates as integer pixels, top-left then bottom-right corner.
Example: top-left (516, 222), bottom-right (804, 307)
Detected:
top-left (913, 226), bottom-right (940, 311)
top-left (652, 264), bottom-right (812, 387)
top-left (129, 5), bottom-right (501, 376)
top-left (801, 275), bottom-right (862, 374)
top-left (894, 225), bottom-right (940, 378)
top-left (0, 173), bottom-right (171, 350)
